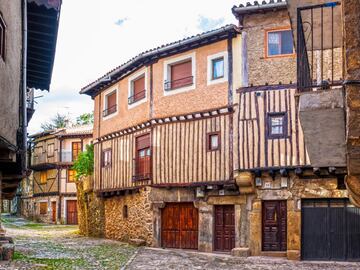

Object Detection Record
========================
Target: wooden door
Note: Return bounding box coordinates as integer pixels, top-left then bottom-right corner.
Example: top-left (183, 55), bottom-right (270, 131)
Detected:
top-left (214, 205), bottom-right (235, 252)
top-left (262, 200), bottom-right (287, 251)
top-left (51, 201), bottom-right (56, 223)
top-left (135, 134), bottom-right (151, 179)
top-left (66, 200), bottom-right (78, 225)
top-left (161, 203), bottom-right (198, 249)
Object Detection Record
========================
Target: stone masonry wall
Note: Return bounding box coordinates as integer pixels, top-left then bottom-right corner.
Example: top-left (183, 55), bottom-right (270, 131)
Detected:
top-left (104, 187), bottom-right (153, 245)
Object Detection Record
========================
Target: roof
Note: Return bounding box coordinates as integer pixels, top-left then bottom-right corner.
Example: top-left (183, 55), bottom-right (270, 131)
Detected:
top-left (232, 0), bottom-right (287, 18)
top-left (29, 125), bottom-right (93, 139)
top-left (80, 24), bottom-right (239, 97)
top-left (26, 0), bottom-right (62, 91)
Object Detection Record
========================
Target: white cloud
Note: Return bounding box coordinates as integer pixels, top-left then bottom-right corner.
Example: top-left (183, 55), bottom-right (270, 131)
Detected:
top-left (28, 0), bottom-right (246, 134)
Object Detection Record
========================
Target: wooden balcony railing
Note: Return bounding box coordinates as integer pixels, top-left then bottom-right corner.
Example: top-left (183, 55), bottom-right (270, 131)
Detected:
top-left (164, 76), bottom-right (193, 91)
top-left (103, 105), bottom-right (117, 117)
top-left (128, 90), bottom-right (146, 105)
top-left (132, 157), bottom-right (151, 181)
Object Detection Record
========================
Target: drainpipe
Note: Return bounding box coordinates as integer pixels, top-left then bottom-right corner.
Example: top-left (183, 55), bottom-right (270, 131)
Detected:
top-left (21, 0), bottom-right (28, 173)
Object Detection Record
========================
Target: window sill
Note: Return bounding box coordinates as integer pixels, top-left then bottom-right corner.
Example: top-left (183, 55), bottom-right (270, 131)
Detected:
top-left (102, 111), bottom-right (118, 121)
top-left (264, 53), bottom-right (296, 59)
top-left (128, 96), bottom-right (147, 109)
top-left (163, 83), bottom-right (195, 96)
top-left (207, 77), bottom-right (228, 86)
top-left (132, 174), bottom-right (151, 181)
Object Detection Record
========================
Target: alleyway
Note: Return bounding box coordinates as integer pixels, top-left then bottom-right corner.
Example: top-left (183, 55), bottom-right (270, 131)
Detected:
top-left (0, 215), bottom-right (360, 270)
top-left (127, 248), bottom-right (360, 270)
top-left (0, 215), bottom-right (136, 270)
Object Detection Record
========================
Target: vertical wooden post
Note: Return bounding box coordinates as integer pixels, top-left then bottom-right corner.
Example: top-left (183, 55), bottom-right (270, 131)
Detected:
top-left (0, 172), bottom-right (5, 234)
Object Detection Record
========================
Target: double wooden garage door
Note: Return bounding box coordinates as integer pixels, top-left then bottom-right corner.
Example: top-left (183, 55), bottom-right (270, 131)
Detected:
top-left (302, 199), bottom-right (360, 261)
top-left (161, 203), bottom-right (235, 251)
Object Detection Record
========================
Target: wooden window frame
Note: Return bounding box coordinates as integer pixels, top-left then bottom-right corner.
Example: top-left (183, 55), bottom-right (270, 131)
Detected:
top-left (67, 169), bottom-right (76, 183)
top-left (102, 148), bottom-right (112, 168)
top-left (265, 27), bottom-right (295, 59)
top-left (206, 132), bottom-right (221, 152)
top-left (39, 202), bottom-right (47, 215)
top-left (103, 90), bottom-right (117, 118)
top-left (71, 141), bottom-right (82, 162)
top-left (133, 133), bottom-right (151, 181)
top-left (40, 171), bottom-right (47, 185)
top-left (0, 13), bottom-right (6, 61)
top-left (211, 57), bottom-right (225, 80)
top-left (129, 73), bottom-right (146, 105)
top-left (47, 143), bottom-right (55, 158)
top-left (267, 112), bottom-right (288, 139)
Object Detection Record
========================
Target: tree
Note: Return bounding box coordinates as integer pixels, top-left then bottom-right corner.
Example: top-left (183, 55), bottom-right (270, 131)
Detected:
top-left (72, 144), bottom-right (94, 180)
top-left (41, 113), bottom-right (70, 131)
top-left (76, 112), bottom-right (94, 125)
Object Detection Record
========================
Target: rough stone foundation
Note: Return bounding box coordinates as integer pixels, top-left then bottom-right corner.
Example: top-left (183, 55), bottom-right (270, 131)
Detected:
top-left (104, 187), bottom-right (153, 245)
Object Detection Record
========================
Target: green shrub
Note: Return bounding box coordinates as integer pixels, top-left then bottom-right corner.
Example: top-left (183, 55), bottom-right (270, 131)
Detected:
top-left (72, 144), bottom-right (94, 180)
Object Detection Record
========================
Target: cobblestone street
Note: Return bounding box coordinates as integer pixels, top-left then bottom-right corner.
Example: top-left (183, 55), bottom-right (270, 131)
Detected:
top-left (126, 247), bottom-right (360, 270)
top-left (0, 215), bottom-right (136, 270)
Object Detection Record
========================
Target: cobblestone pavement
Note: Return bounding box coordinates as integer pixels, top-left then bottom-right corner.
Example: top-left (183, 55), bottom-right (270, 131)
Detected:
top-left (126, 247), bottom-right (360, 270)
top-left (0, 215), bottom-right (136, 270)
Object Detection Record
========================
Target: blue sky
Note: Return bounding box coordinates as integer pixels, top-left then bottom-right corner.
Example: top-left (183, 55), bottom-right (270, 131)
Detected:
top-left (28, 0), bottom-right (245, 134)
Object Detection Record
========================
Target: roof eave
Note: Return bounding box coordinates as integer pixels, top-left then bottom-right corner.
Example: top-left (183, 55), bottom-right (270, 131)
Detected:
top-left (232, 2), bottom-right (287, 18)
top-left (80, 25), bottom-right (239, 97)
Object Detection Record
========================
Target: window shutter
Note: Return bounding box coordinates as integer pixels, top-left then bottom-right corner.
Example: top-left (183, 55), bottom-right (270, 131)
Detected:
top-left (136, 134), bottom-right (150, 150)
top-left (107, 92), bottom-right (116, 108)
top-left (133, 76), bottom-right (145, 96)
top-left (171, 60), bottom-right (192, 80)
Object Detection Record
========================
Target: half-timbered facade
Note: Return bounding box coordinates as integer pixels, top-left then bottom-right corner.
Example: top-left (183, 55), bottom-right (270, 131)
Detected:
top-left (80, 0), bottom-right (359, 261)
top-left (82, 25), bottom-right (242, 251)
top-left (21, 125), bottom-right (92, 224)
top-left (232, 0), bottom-right (360, 262)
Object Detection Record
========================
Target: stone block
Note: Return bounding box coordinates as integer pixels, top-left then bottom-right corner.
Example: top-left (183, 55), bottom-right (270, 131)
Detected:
top-left (2, 244), bottom-right (14, 261)
top-left (231, 247), bottom-right (250, 257)
top-left (287, 250), bottom-right (300, 261)
top-left (130, 239), bottom-right (146, 247)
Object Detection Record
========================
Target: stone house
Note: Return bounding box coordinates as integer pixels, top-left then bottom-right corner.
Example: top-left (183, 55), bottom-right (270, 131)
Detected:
top-left (0, 0), bottom-right (61, 204)
top-left (21, 125), bottom-right (92, 224)
top-left (80, 0), bottom-right (360, 262)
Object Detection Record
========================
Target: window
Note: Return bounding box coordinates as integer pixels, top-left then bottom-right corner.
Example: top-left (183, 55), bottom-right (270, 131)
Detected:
top-left (266, 29), bottom-right (294, 57)
top-left (123, 205), bottom-right (128, 219)
top-left (134, 134), bottom-right (151, 180)
top-left (268, 112), bottom-right (287, 138)
top-left (129, 75), bottom-right (146, 105)
top-left (67, 169), bottom-right (76, 183)
top-left (72, 142), bottom-right (82, 161)
top-left (207, 132), bottom-right (220, 151)
top-left (39, 202), bottom-right (47, 215)
top-left (40, 171), bottom-right (47, 184)
top-left (212, 57), bottom-right (224, 80)
top-left (47, 144), bottom-right (54, 157)
top-left (164, 53), bottom-right (195, 94)
top-left (0, 14), bottom-right (5, 61)
top-left (102, 149), bottom-right (112, 167)
top-left (103, 90), bottom-right (117, 117)
top-left (207, 52), bottom-right (228, 85)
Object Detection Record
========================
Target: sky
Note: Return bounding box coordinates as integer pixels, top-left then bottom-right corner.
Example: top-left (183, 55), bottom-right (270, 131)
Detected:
top-left (28, 0), bottom-right (245, 134)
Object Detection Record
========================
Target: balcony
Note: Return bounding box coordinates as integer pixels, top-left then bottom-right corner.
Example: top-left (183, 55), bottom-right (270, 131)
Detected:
top-left (128, 90), bottom-right (146, 105)
top-left (164, 76), bottom-right (193, 91)
top-left (30, 150), bottom-right (79, 169)
top-left (291, 1), bottom-right (346, 168)
top-left (103, 105), bottom-right (117, 117)
top-left (132, 157), bottom-right (151, 181)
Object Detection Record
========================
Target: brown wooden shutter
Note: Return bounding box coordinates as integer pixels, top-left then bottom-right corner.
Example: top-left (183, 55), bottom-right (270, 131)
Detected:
top-left (107, 92), bottom-right (116, 108)
top-left (134, 76), bottom-right (145, 95)
top-left (136, 134), bottom-right (150, 150)
top-left (171, 60), bottom-right (192, 89)
top-left (40, 202), bottom-right (47, 215)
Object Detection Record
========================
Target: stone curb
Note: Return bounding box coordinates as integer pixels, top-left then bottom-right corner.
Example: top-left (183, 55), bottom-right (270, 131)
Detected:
top-left (121, 247), bottom-right (141, 270)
